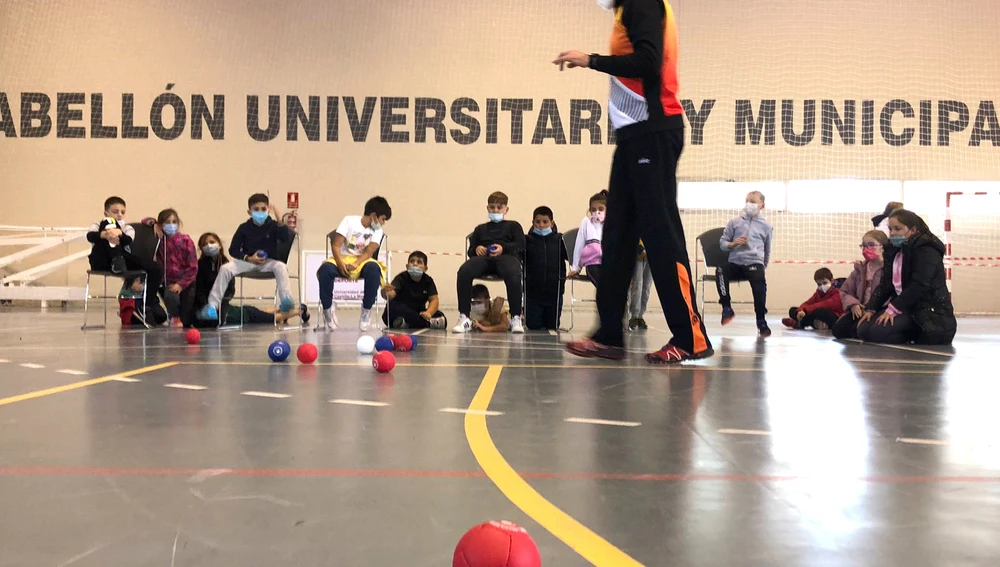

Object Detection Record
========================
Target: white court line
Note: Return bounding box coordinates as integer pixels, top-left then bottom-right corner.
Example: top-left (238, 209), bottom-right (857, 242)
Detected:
top-left (439, 407), bottom-right (504, 416)
top-left (896, 437), bottom-right (949, 446)
top-left (330, 399), bottom-right (389, 407)
top-left (241, 391), bottom-right (291, 399)
top-left (548, 330), bottom-right (558, 336)
top-left (565, 417), bottom-right (641, 427)
top-left (0, 358), bottom-right (9, 363)
top-left (411, 329), bottom-right (429, 336)
top-left (843, 339), bottom-right (954, 358)
top-left (56, 369), bottom-right (88, 376)
top-left (109, 376), bottom-right (141, 382)
top-left (19, 363), bottom-right (45, 369)
top-left (187, 468), bottom-right (232, 483)
top-left (164, 383), bottom-right (208, 391)
top-left (718, 428), bottom-right (773, 436)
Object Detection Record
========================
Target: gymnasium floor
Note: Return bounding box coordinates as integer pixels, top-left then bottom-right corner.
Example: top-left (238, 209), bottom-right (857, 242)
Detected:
top-left (1, 308), bottom-right (997, 567)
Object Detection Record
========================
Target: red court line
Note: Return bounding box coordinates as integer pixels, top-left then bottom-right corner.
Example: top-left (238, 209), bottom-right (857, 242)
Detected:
top-left (0, 466), bottom-right (997, 483)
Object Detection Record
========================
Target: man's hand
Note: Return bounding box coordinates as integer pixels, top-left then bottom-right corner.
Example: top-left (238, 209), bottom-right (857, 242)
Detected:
top-left (420, 310), bottom-right (432, 321)
top-left (553, 50), bottom-right (590, 71)
top-left (475, 246), bottom-right (487, 257)
top-left (489, 244), bottom-right (504, 257)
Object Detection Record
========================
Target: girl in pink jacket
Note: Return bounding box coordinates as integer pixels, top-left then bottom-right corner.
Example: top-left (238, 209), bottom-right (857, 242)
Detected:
top-left (832, 230), bottom-right (888, 339)
top-left (143, 209), bottom-right (198, 328)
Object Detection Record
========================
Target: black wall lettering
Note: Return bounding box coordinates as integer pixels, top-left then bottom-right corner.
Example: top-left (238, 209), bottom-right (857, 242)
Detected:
top-left (485, 98), bottom-right (498, 144)
top-left (500, 98), bottom-right (532, 144)
top-left (919, 100), bottom-right (932, 146)
top-left (414, 97), bottom-right (447, 143)
top-left (735, 100), bottom-right (776, 145)
top-left (937, 100), bottom-right (970, 146)
top-left (121, 94), bottom-right (148, 139)
top-left (0, 93), bottom-right (15, 137)
top-left (190, 94), bottom-right (224, 140)
top-left (861, 100), bottom-right (875, 145)
top-left (450, 97), bottom-right (481, 145)
top-left (682, 99), bottom-right (715, 145)
top-left (20, 92), bottom-right (52, 138)
top-left (90, 94), bottom-right (117, 138)
top-left (150, 92), bottom-right (186, 140)
top-left (380, 97), bottom-right (409, 143)
top-left (246, 95), bottom-right (280, 142)
top-left (56, 92), bottom-right (86, 138)
top-left (286, 95), bottom-right (320, 141)
top-left (531, 99), bottom-right (567, 144)
top-left (344, 96), bottom-right (376, 142)
top-left (880, 99), bottom-right (915, 146)
top-left (820, 100), bottom-right (855, 145)
top-left (781, 99), bottom-right (816, 146)
top-left (969, 101), bottom-right (1000, 146)
top-left (569, 99), bottom-right (602, 145)
top-left (326, 96), bottom-right (339, 142)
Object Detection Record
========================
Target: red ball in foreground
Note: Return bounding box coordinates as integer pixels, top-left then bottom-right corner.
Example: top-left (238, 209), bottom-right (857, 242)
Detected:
top-left (453, 521), bottom-right (541, 567)
top-left (297, 343), bottom-right (318, 364)
top-left (184, 328), bottom-right (201, 345)
top-left (392, 334), bottom-right (413, 352)
top-left (372, 350), bottom-right (395, 373)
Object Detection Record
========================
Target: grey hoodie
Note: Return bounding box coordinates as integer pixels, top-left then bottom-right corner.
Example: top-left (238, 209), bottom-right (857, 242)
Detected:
top-left (720, 213), bottom-right (773, 267)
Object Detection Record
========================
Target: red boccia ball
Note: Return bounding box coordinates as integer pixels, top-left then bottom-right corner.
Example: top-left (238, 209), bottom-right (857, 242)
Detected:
top-left (372, 350), bottom-right (395, 373)
top-left (453, 521), bottom-right (541, 567)
top-left (184, 328), bottom-right (201, 345)
top-left (392, 334), bottom-right (413, 352)
top-left (297, 343), bottom-right (318, 364)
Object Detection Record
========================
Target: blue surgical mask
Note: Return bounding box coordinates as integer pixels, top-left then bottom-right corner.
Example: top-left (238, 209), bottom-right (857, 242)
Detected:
top-left (889, 234), bottom-right (906, 247)
top-left (488, 213), bottom-right (504, 223)
top-left (202, 244), bottom-right (220, 257)
top-left (162, 223), bottom-right (178, 237)
top-left (251, 211), bottom-right (269, 225)
top-left (533, 227), bottom-right (552, 236)
top-left (407, 266), bottom-right (424, 279)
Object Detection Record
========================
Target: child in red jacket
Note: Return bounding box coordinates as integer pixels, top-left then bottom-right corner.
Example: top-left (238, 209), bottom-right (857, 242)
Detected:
top-left (782, 268), bottom-right (844, 330)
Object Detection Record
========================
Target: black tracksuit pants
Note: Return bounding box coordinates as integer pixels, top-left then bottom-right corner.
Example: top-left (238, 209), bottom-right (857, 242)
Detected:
top-left (591, 127), bottom-right (712, 354)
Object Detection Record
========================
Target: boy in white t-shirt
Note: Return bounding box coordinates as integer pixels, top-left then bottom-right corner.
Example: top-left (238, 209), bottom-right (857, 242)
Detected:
top-left (316, 196), bottom-right (392, 330)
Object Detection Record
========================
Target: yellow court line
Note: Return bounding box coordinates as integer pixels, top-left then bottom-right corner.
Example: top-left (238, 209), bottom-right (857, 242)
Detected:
top-left (464, 365), bottom-right (644, 567)
top-left (0, 362), bottom-right (178, 407)
top-left (176, 361), bottom-right (947, 374)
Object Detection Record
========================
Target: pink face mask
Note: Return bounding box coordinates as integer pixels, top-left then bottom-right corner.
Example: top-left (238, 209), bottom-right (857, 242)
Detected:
top-left (862, 247), bottom-right (880, 261)
top-left (590, 210), bottom-right (606, 223)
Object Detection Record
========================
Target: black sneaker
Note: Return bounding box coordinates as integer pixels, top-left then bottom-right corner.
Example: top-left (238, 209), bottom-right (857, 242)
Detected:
top-left (628, 318), bottom-right (639, 331)
top-left (299, 303), bottom-right (310, 325)
top-left (637, 318), bottom-right (648, 329)
top-left (392, 317), bottom-right (408, 329)
top-left (757, 320), bottom-right (772, 338)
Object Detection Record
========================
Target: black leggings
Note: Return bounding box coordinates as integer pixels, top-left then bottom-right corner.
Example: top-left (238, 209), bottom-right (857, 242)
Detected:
top-left (457, 255), bottom-right (522, 317)
top-left (788, 307), bottom-right (839, 329)
top-left (856, 310), bottom-right (918, 344)
top-left (832, 311), bottom-right (862, 339)
top-left (382, 302), bottom-right (445, 329)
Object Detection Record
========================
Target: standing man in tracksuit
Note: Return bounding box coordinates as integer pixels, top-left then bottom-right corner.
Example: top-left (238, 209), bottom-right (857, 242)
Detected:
top-left (716, 191), bottom-right (774, 337)
top-left (553, 0), bottom-right (713, 363)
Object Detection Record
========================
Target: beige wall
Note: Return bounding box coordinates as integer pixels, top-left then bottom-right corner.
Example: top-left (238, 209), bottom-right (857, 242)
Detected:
top-left (2, 0), bottom-right (999, 315)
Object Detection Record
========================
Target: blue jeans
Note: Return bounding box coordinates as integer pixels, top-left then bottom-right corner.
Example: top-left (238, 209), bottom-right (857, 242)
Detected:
top-left (317, 261), bottom-right (381, 310)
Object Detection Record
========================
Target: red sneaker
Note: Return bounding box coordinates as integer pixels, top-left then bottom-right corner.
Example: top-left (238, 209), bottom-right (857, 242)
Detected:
top-left (781, 317), bottom-right (798, 329)
top-left (645, 344), bottom-right (715, 364)
top-left (564, 338), bottom-right (626, 360)
top-left (118, 299), bottom-right (135, 326)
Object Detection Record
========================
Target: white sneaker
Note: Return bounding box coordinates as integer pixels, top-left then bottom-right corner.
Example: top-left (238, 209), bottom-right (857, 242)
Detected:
top-left (321, 306), bottom-right (338, 331)
top-left (452, 314), bottom-right (473, 333)
top-left (359, 308), bottom-right (372, 331)
top-left (510, 315), bottom-right (525, 334)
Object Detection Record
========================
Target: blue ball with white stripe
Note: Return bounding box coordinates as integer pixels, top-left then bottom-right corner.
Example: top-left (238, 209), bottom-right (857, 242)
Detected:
top-left (268, 340), bottom-right (291, 362)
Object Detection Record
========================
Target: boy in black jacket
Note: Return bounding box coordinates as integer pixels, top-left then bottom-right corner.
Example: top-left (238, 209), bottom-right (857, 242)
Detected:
top-left (197, 193), bottom-right (297, 322)
top-left (524, 206), bottom-right (566, 330)
top-left (453, 191), bottom-right (526, 333)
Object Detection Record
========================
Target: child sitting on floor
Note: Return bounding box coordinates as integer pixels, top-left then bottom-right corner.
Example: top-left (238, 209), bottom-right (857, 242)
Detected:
top-left (782, 267), bottom-right (844, 330)
top-left (381, 251), bottom-right (447, 330)
top-left (470, 284), bottom-right (510, 333)
top-left (832, 230), bottom-right (888, 340)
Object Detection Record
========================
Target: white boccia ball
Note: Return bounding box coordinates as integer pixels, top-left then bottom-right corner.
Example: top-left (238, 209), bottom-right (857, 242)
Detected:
top-left (357, 335), bottom-right (376, 354)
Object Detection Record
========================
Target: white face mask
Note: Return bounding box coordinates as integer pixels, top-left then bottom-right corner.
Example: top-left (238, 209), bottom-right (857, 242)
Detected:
top-left (471, 303), bottom-right (488, 317)
top-left (744, 202), bottom-right (760, 217)
top-left (818, 283), bottom-right (831, 293)
top-left (370, 216), bottom-right (382, 232)
top-left (596, 0), bottom-right (615, 10)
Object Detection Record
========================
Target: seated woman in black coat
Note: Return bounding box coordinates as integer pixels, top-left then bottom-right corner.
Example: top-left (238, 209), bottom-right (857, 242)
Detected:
top-left (856, 209), bottom-right (957, 345)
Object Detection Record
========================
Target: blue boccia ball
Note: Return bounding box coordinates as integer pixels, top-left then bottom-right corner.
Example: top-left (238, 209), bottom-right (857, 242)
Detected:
top-left (268, 340), bottom-right (291, 362)
top-left (408, 334), bottom-right (418, 350)
top-left (257, 250), bottom-right (268, 259)
top-left (374, 336), bottom-right (395, 352)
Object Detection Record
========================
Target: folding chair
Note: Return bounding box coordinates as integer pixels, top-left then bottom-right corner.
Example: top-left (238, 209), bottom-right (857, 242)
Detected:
top-left (561, 228), bottom-right (595, 331)
top-left (463, 233), bottom-right (525, 323)
top-left (314, 231), bottom-right (390, 331)
top-left (82, 222), bottom-right (157, 330)
top-left (694, 226), bottom-right (753, 314)
top-left (219, 232), bottom-right (301, 331)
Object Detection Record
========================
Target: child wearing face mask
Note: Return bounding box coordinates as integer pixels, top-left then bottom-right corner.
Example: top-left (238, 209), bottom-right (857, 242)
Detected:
top-left (569, 190), bottom-right (608, 287)
top-left (524, 206), bottom-right (567, 330)
top-left (856, 209), bottom-right (957, 345)
top-left (832, 230), bottom-right (888, 340)
top-left (141, 208), bottom-right (198, 328)
top-left (453, 191), bottom-right (526, 334)
top-left (781, 268), bottom-right (843, 331)
top-left (316, 196), bottom-right (392, 331)
top-left (197, 193), bottom-right (297, 323)
top-left (469, 284), bottom-right (510, 332)
top-left (380, 251), bottom-right (447, 330)
top-left (717, 191), bottom-right (774, 337)
top-left (193, 232), bottom-right (308, 328)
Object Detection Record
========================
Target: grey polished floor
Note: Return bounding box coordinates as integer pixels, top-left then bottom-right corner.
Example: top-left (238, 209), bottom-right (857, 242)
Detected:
top-left (0, 309), bottom-right (997, 566)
